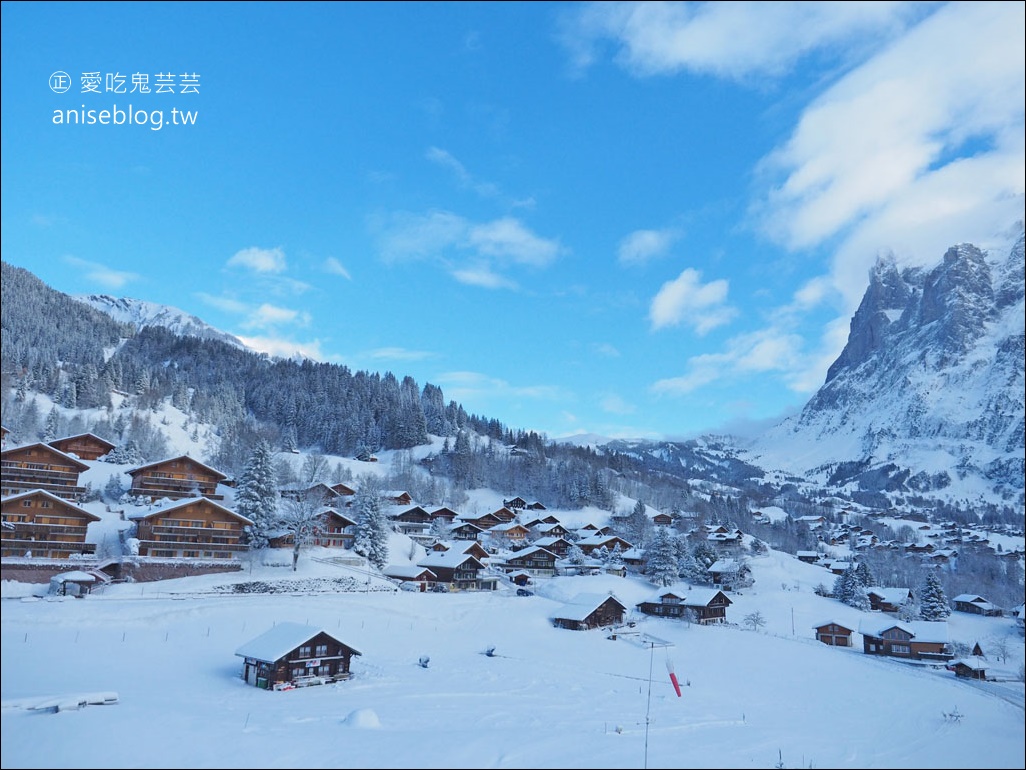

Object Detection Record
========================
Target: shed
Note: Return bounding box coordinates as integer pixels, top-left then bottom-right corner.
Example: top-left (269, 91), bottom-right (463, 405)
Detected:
top-left (235, 622), bottom-right (362, 690)
top-left (813, 620), bottom-right (855, 647)
top-left (947, 656), bottom-right (987, 680)
top-left (552, 592), bottom-right (627, 631)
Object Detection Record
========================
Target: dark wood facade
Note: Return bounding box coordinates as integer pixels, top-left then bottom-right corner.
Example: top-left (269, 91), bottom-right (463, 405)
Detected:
top-left (48, 433), bottom-right (117, 461)
top-left (236, 623), bottom-right (362, 690)
top-left (501, 546), bottom-right (558, 577)
top-left (859, 621), bottom-right (952, 661)
top-left (128, 456), bottom-right (227, 501)
top-left (553, 594), bottom-right (627, 630)
top-left (1, 489), bottom-right (100, 558)
top-left (1, 443), bottom-right (89, 501)
top-left (313, 508), bottom-right (357, 548)
top-left (636, 588), bottom-right (732, 625)
top-left (129, 497), bottom-right (252, 559)
top-left (813, 621), bottom-right (855, 647)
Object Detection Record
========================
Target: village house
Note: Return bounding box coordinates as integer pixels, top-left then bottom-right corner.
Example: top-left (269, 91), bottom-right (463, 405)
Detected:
top-left (417, 549), bottom-right (493, 591)
top-left (866, 586), bottom-right (914, 614)
top-left (946, 656), bottom-right (987, 680)
top-left (392, 506), bottom-right (433, 537)
top-left (500, 545), bottom-right (559, 577)
top-left (636, 587), bottom-right (732, 624)
top-left (127, 455), bottom-right (227, 501)
top-left (429, 539), bottom-right (491, 562)
top-left (812, 621), bottom-right (856, 647)
top-left (486, 521), bottom-right (531, 547)
top-left (449, 521), bottom-right (487, 541)
top-left (235, 622), bottom-right (362, 690)
top-left (127, 497), bottom-right (252, 559)
top-left (313, 508), bottom-right (356, 549)
top-left (575, 533), bottom-right (633, 556)
top-left (382, 564), bottom-right (438, 591)
top-left (552, 592), bottom-right (628, 631)
top-left (48, 432), bottom-right (117, 461)
top-left (1, 489), bottom-right (101, 559)
top-left (381, 490), bottom-right (413, 506)
top-left (532, 535), bottom-right (572, 558)
top-left (952, 594), bottom-right (1004, 616)
top-left (707, 558), bottom-right (752, 590)
top-left (858, 620), bottom-right (952, 661)
top-left (502, 496), bottom-right (527, 510)
top-left (1, 442), bottom-right (89, 501)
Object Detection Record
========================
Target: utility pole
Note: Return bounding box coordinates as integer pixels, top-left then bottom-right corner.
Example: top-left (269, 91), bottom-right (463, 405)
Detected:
top-left (641, 633), bottom-right (673, 770)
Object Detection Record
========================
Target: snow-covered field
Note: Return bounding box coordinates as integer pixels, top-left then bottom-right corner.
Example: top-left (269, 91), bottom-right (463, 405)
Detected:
top-left (3, 540), bottom-right (1023, 770)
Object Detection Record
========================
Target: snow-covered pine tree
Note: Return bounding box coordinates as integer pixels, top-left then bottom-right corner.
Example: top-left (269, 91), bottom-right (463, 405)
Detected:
top-left (646, 528), bottom-right (679, 587)
top-left (918, 570), bottom-right (951, 620)
top-left (854, 559), bottom-right (876, 588)
top-left (353, 491), bottom-right (390, 570)
top-left (834, 563), bottom-right (870, 610)
top-left (677, 544), bottom-right (708, 585)
top-left (235, 440), bottom-right (279, 549)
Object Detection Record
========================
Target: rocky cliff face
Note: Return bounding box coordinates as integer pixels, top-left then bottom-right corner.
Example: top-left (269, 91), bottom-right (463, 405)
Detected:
top-left (750, 229), bottom-right (1025, 506)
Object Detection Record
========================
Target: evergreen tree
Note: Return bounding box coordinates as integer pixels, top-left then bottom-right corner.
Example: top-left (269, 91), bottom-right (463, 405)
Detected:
top-left (834, 563), bottom-right (871, 611)
top-left (566, 544), bottom-right (587, 566)
top-left (918, 570), bottom-right (951, 620)
top-left (43, 406), bottom-right (61, 442)
top-left (646, 528), bottom-right (679, 587)
top-left (677, 543), bottom-right (708, 585)
top-left (353, 491), bottom-right (390, 570)
top-left (854, 559), bottom-right (876, 588)
top-left (235, 440), bottom-right (279, 549)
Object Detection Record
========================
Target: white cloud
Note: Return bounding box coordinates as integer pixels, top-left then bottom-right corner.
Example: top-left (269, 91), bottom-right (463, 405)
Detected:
top-left (195, 292), bottom-right (249, 315)
top-left (243, 303), bottom-right (311, 329)
top-left (651, 327), bottom-right (807, 396)
top-left (63, 256), bottom-right (139, 290)
top-left (235, 335), bottom-right (327, 361)
top-left (426, 146), bottom-right (501, 199)
top-left (451, 266), bottom-right (518, 290)
top-left (467, 217), bottom-right (561, 267)
top-left (324, 257), bottom-right (352, 279)
top-left (374, 210), bottom-right (562, 286)
top-left (227, 247), bottom-right (286, 273)
top-left (649, 267), bottom-right (736, 334)
top-left (365, 347), bottom-right (435, 362)
top-left (618, 228), bottom-right (679, 266)
top-left (593, 343), bottom-right (621, 358)
top-left (433, 371), bottom-right (566, 403)
top-left (560, 1), bottom-right (922, 79)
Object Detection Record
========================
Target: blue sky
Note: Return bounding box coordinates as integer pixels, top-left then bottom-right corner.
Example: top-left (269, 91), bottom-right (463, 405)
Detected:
top-left (2, 1), bottom-right (1023, 441)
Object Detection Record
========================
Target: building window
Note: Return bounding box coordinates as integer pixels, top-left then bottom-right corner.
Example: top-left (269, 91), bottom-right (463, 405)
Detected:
top-left (299, 645), bottom-right (312, 658)
top-left (315, 644), bottom-right (328, 657)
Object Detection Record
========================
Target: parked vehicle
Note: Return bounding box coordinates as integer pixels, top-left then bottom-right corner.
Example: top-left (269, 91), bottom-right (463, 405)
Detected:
top-left (516, 588), bottom-right (533, 597)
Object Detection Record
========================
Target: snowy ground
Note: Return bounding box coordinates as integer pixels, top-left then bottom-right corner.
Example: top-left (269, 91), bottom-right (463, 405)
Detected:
top-left (2, 541), bottom-right (1023, 770)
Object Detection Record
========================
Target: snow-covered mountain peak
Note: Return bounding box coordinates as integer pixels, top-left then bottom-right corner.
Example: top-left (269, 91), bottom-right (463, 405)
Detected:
top-left (75, 294), bottom-right (249, 351)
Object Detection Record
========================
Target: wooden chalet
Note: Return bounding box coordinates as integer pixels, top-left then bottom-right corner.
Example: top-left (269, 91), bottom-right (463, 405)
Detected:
top-left (952, 594), bottom-right (1003, 617)
top-left (1, 489), bottom-right (101, 558)
top-left (313, 508), bottom-right (357, 548)
top-left (532, 535), bottom-right (572, 557)
top-left (707, 558), bottom-right (751, 590)
top-left (552, 593), bottom-right (627, 631)
top-left (502, 496), bottom-right (527, 510)
top-left (280, 482), bottom-right (343, 506)
top-left (500, 545), bottom-right (558, 577)
top-left (127, 455), bottom-right (227, 501)
top-left (48, 433), bottom-right (116, 461)
top-left (1, 443), bottom-right (89, 501)
top-left (417, 550), bottom-right (491, 591)
top-left (487, 521), bottom-right (531, 546)
top-left (866, 587), bottom-right (914, 613)
top-left (429, 539), bottom-right (491, 562)
top-left (947, 656), bottom-right (987, 680)
top-left (127, 497), bottom-right (252, 559)
top-left (526, 501), bottom-right (547, 510)
top-left (450, 521), bottom-right (487, 541)
top-left (812, 621), bottom-right (855, 647)
top-left (857, 620), bottom-right (952, 661)
top-left (651, 512), bottom-right (673, 527)
top-left (490, 507), bottom-right (517, 523)
top-left (461, 512), bottom-right (504, 531)
top-left (429, 506), bottom-right (460, 524)
top-left (0, 425), bottom-right (8, 449)
top-left (575, 533), bottom-right (633, 556)
top-left (383, 564), bottom-right (438, 591)
top-left (382, 490), bottom-right (413, 506)
top-left (532, 522), bottom-right (569, 539)
top-left (796, 550), bottom-right (820, 564)
top-left (236, 622), bottom-right (362, 690)
top-left (393, 506), bottom-right (433, 536)
top-left (636, 587), bottom-right (732, 625)
top-left (329, 482), bottom-right (357, 497)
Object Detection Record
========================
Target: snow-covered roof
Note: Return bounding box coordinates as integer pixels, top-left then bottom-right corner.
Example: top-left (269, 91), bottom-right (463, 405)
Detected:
top-left (866, 586), bottom-right (912, 604)
top-left (383, 564), bottom-right (437, 580)
top-left (235, 622), bottom-right (361, 663)
top-left (126, 496), bottom-right (254, 525)
top-left (857, 620), bottom-right (948, 643)
top-left (553, 592), bottom-right (626, 622)
top-left (418, 550), bottom-right (482, 569)
top-left (950, 656), bottom-right (987, 671)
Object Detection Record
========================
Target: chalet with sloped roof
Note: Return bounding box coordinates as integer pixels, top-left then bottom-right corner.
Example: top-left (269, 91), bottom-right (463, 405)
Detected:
top-left (952, 594), bottom-right (1003, 616)
top-left (1, 443), bottom-right (89, 501)
top-left (858, 620), bottom-right (951, 661)
top-left (383, 564), bottom-right (438, 591)
top-left (500, 545), bottom-right (558, 577)
top-left (127, 455), bottom-right (227, 501)
top-left (48, 433), bottom-right (116, 461)
top-left (313, 508), bottom-right (357, 548)
top-left (552, 593), bottom-right (627, 631)
top-left (636, 587), bottom-right (732, 625)
top-left (127, 497), bottom-right (252, 559)
top-left (813, 620), bottom-right (855, 647)
top-left (866, 586), bottom-right (914, 614)
top-left (1, 489), bottom-right (101, 558)
top-left (235, 622), bottom-right (361, 690)
top-left (417, 550), bottom-right (489, 591)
